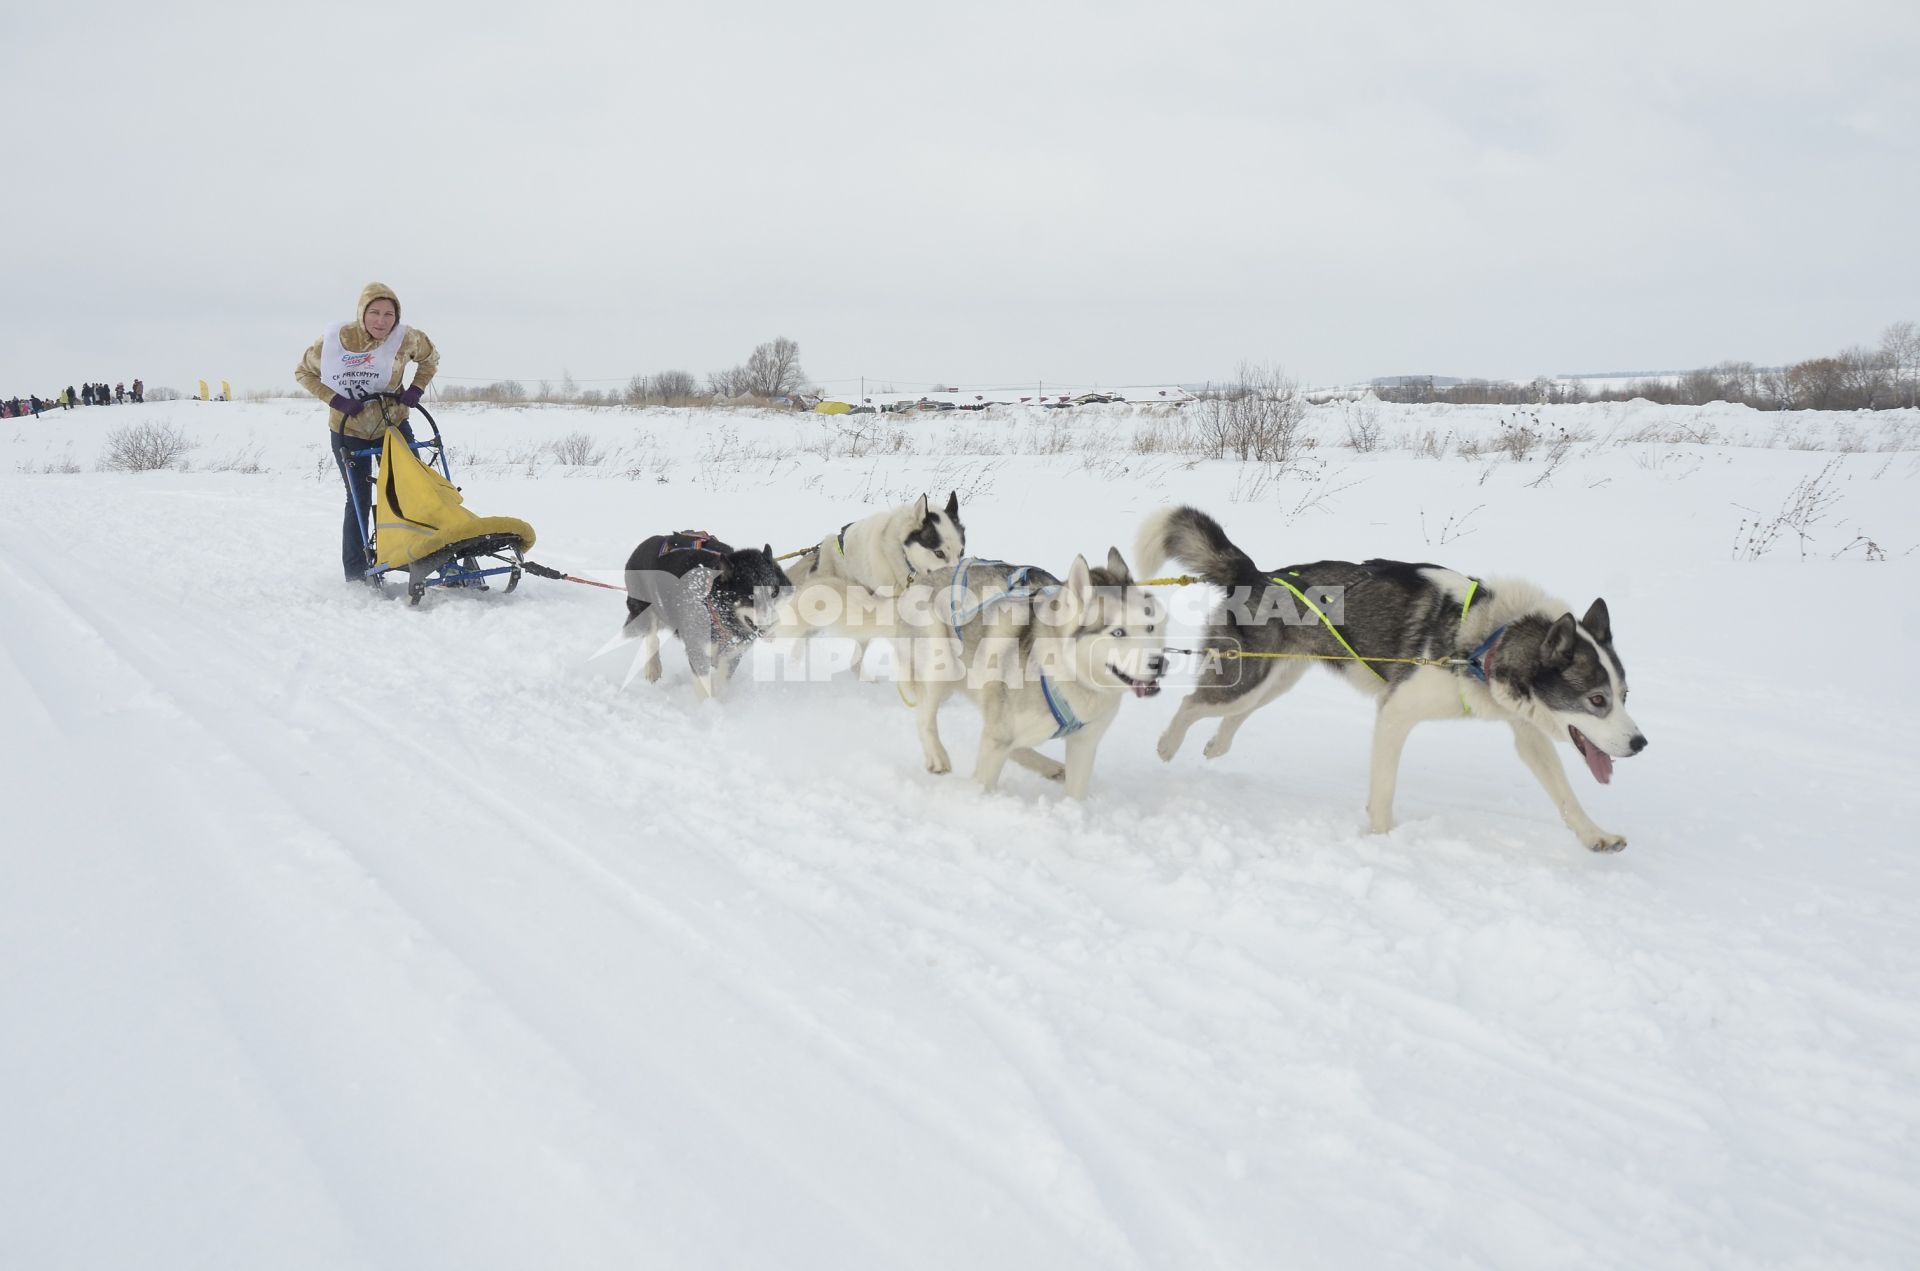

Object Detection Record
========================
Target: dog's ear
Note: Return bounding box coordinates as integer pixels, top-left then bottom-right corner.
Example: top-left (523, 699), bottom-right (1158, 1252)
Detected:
top-left (913, 493), bottom-right (929, 520)
top-left (1541, 612), bottom-right (1579, 669)
top-left (763, 543), bottom-right (775, 561)
top-left (945, 490), bottom-right (960, 520)
top-left (1057, 554), bottom-right (1093, 626)
top-left (1105, 546), bottom-right (1132, 585)
top-left (1581, 598), bottom-right (1611, 644)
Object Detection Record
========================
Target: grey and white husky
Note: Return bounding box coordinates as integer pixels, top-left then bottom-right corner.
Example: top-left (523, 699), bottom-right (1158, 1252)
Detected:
top-left (1137, 506), bottom-right (1648, 851)
top-left (807, 550), bottom-right (1168, 799)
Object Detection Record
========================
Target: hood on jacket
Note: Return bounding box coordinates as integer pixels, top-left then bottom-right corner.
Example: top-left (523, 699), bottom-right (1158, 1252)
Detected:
top-left (358, 281), bottom-right (401, 326)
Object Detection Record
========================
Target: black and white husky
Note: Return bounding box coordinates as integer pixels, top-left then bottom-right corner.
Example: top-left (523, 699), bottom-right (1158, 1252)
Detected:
top-left (785, 491), bottom-right (966, 595)
top-left (621, 531), bottom-right (792, 700)
top-left (1137, 507), bottom-right (1648, 851)
top-left (780, 492), bottom-right (966, 660)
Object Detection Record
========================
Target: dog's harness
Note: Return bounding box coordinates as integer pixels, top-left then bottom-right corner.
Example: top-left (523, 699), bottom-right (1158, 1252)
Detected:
top-left (1039, 673), bottom-right (1085, 738)
top-left (1159, 574), bottom-right (1507, 717)
top-left (944, 557), bottom-right (1084, 739)
top-left (1456, 578), bottom-right (1505, 715)
top-left (944, 556), bottom-right (1051, 631)
top-left (1267, 571), bottom-right (1384, 683)
top-left (660, 530), bottom-right (725, 560)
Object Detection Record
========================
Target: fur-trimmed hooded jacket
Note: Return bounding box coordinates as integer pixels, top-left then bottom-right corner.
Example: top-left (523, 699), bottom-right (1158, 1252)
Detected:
top-left (294, 281), bottom-right (440, 439)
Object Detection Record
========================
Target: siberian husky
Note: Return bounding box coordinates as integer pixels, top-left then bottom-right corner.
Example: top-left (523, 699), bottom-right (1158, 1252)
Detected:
top-left (815, 549), bottom-right (1167, 799)
top-left (785, 491), bottom-right (966, 595)
top-left (780, 492), bottom-right (966, 663)
top-left (1137, 506), bottom-right (1648, 850)
top-left (621, 531), bottom-right (792, 700)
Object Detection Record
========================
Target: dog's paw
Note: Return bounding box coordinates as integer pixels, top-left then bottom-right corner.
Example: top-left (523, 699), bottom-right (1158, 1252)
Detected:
top-left (643, 658), bottom-right (662, 684)
top-left (1034, 758), bottom-right (1066, 782)
top-left (925, 751), bottom-right (952, 775)
top-left (1202, 734), bottom-right (1233, 760)
top-left (1582, 829), bottom-right (1627, 853)
top-left (1155, 732), bottom-right (1183, 762)
top-left (1366, 811), bottom-right (1395, 835)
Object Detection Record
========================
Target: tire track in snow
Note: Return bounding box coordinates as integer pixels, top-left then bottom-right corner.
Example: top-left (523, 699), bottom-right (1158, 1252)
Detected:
top-left (5, 533), bottom-right (1126, 1269)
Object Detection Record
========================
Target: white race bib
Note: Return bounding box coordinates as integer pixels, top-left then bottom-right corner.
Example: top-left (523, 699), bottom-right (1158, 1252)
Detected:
top-left (319, 321), bottom-right (410, 400)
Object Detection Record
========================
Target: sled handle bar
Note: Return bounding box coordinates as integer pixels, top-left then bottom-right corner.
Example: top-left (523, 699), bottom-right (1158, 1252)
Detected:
top-left (346, 391), bottom-right (449, 478)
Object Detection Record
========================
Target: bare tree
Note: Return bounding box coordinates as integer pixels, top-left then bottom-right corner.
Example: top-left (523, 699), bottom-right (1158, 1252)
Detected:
top-left (648, 370), bottom-right (698, 402)
top-left (708, 365), bottom-right (750, 398)
top-left (1194, 362), bottom-right (1306, 463)
top-left (1838, 345), bottom-right (1892, 409)
top-left (742, 337), bottom-right (808, 398)
top-left (1678, 366), bottom-right (1726, 405)
top-left (1881, 320), bottom-right (1920, 408)
top-left (1712, 360), bottom-right (1760, 404)
top-left (1787, 357), bottom-right (1848, 410)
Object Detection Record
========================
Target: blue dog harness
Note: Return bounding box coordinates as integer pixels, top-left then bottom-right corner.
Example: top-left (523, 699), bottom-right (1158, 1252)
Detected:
top-left (1039, 673), bottom-right (1085, 738)
top-left (1454, 577), bottom-right (1507, 716)
top-left (945, 557), bottom-right (1084, 739)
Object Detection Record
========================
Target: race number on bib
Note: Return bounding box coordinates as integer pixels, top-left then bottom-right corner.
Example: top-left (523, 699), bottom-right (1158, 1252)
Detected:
top-left (319, 322), bottom-right (409, 399)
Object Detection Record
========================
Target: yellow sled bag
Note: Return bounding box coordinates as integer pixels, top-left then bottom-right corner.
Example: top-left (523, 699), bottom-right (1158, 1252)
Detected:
top-left (373, 430), bottom-right (536, 569)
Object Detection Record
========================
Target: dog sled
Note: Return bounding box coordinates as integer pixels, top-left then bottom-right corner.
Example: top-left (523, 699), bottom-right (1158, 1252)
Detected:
top-left (341, 393), bottom-right (537, 605)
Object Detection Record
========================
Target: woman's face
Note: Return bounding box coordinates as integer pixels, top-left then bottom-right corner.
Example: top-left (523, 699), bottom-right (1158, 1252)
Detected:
top-left (363, 298), bottom-right (398, 340)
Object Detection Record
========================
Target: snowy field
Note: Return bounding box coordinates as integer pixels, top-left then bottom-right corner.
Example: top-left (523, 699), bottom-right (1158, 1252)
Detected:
top-left (4, 397), bottom-right (1919, 1270)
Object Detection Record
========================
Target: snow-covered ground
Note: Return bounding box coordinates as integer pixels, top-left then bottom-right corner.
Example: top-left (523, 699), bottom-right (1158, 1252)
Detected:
top-left (4, 398), bottom-right (1918, 1270)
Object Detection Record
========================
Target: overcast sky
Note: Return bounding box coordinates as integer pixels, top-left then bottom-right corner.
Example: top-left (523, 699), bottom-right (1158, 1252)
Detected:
top-left (5, 0), bottom-right (1916, 396)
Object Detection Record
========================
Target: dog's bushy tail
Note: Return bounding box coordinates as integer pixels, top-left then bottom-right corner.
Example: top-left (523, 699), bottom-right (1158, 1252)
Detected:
top-left (1135, 506), bottom-right (1259, 591)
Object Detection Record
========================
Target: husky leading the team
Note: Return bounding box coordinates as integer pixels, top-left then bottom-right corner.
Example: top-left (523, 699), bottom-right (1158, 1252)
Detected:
top-left (614, 492), bottom-right (1647, 850)
top-left (1137, 506), bottom-right (1647, 851)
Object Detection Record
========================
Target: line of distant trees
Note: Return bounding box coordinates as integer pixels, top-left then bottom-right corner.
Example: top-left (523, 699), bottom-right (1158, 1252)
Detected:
top-left (435, 337), bottom-right (816, 407)
top-left (1370, 320), bottom-right (1920, 411)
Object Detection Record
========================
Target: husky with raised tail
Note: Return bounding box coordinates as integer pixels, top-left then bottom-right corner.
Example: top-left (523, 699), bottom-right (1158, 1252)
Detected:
top-left (1136, 506), bottom-right (1647, 851)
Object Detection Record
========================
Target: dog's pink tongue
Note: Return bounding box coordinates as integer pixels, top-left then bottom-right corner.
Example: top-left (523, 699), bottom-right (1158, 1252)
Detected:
top-left (1574, 730), bottom-right (1614, 784)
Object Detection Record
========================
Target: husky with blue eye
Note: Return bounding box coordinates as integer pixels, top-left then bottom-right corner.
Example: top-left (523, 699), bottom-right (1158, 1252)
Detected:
top-left (806, 549), bottom-right (1168, 800)
top-left (1137, 506), bottom-right (1648, 851)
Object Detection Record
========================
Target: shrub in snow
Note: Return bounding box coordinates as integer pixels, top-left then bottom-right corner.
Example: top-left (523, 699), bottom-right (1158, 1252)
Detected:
top-left (546, 431), bottom-right (606, 466)
top-left (100, 423), bottom-right (194, 472)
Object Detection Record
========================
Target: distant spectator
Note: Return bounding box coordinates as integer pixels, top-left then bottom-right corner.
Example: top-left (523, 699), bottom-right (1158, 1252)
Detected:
top-left (81, 384), bottom-right (93, 406)
top-left (115, 382), bottom-right (125, 403)
top-left (65, 385), bottom-right (77, 409)
top-left (132, 378), bottom-right (144, 403)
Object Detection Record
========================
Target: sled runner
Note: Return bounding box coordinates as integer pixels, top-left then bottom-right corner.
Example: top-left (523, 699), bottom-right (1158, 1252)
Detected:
top-left (341, 393), bottom-right (537, 605)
